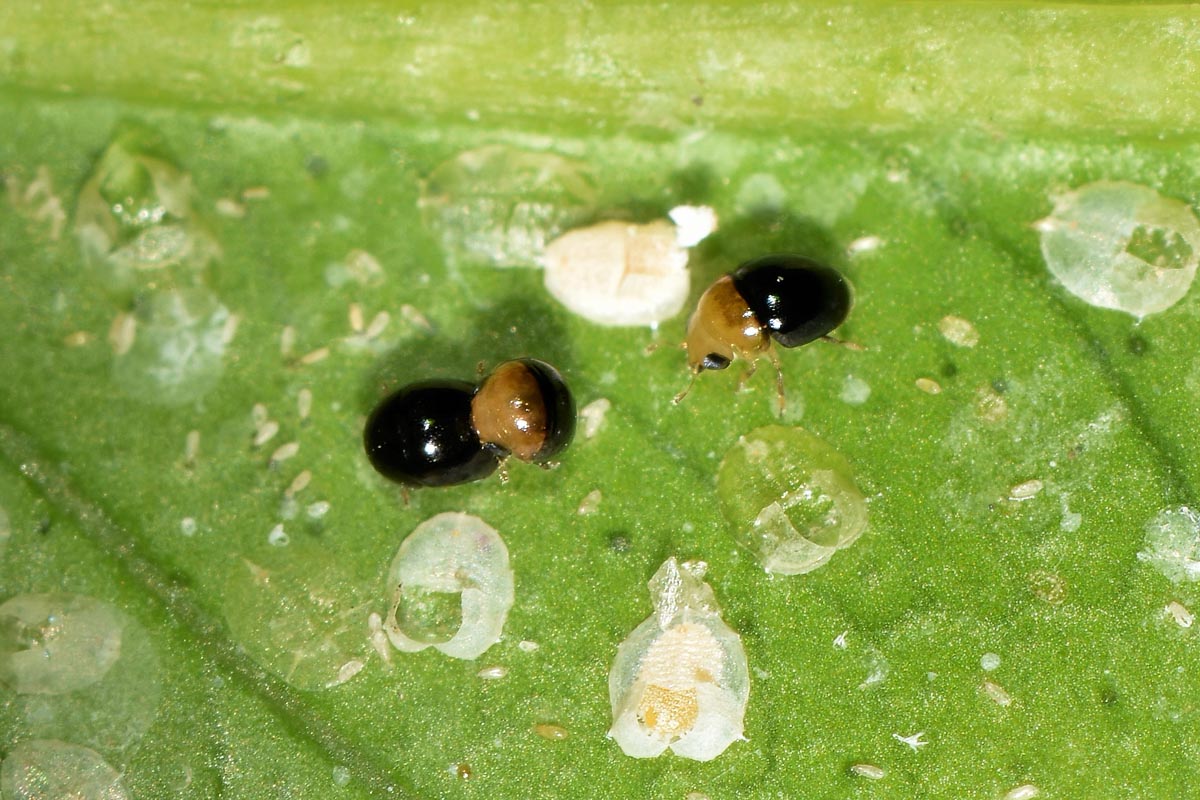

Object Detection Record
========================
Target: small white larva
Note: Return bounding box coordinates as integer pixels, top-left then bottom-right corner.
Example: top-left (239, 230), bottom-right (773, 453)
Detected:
top-left (850, 763), bottom-right (886, 780)
top-left (286, 470), bottom-right (312, 497)
top-left (400, 304), bottom-right (433, 333)
top-left (476, 665), bottom-right (508, 680)
top-left (364, 311), bottom-right (390, 340)
top-left (280, 325), bottom-right (297, 357)
top-left (253, 420), bottom-right (280, 448)
top-left (297, 388), bottom-right (313, 421)
top-left (299, 346), bottom-right (329, 365)
top-left (983, 679), bottom-right (1012, 707)
top-left (608, 558), bottom-right (749, 762)
top-left (252, 403), bottom-right (269, 429)
top-left (270, 442), bottom-right (300, 464)
top-left (184, 430), bottom-right (201, 464)
top-left (109, 311), bottom-right (136, 356)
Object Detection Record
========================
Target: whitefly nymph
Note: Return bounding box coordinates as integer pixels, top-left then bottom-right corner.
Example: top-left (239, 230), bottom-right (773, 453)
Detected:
top-left (608, 558), bottom-right (749, 761)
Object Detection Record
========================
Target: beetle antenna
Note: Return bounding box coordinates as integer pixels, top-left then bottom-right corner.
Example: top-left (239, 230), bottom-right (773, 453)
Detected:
top-left (645, 340), bottom-right (686, 355)
top-left (673, 370), bottom-right (699, 406)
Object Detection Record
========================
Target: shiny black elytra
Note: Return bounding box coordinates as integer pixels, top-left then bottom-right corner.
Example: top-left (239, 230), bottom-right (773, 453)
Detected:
top-left (363, 380), bottom-right (499, 487)
top-left (730, 255), bottom-right (852, 348)
top-left (678, 254), bottom-right (854, 410)
top-left (363, 359), bottom-right (575, 488)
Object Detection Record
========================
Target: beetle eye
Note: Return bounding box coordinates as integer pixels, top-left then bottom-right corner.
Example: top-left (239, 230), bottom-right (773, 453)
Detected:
top-left (701, 353), bottom-right (730, 371)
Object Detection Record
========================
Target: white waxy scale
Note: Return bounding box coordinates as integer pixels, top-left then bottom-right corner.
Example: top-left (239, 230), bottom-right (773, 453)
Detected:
top-left (279, 325), bottom-right (296, 357)
top-left (286, 470), bottom-right (312, 497)
top-left (476, 665), bottom-right (508, 680)
top-left (419, 145), bottom-right (598, 270)
top-left (0, 505), bottom-right (9, 559)
top-left (847, 235), bottom-right (883, 255)
top-left (184, 429), bottom-right (200, 463)
top-left (542, 206), bottom-right (716, 327)
top-left (608, 558), bottom-right (749, 762)
top-left (384, 512), bottom-right (514, 660)
top-left (364, 311), bottom-right (390, 340)
top-left (577, 489), bottom-right (602, 515)
top-left (840, 375), bottom-right (871, 406)
top-left (267, 524), bottom-right (289, 547)
top-left (717, 426), bottom-right (868, 576)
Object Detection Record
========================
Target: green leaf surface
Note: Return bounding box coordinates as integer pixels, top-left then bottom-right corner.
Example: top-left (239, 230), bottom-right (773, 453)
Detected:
top-left (3, 4), bottom-right (1200, 799)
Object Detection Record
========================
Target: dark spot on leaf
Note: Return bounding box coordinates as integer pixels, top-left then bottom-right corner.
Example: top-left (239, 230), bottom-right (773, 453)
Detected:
top-left (167, 569), bottom-right (192, 589)
top-left (941, 361), bottom-right (958, 379)
top-left (991, 378), bottom-right (1008, 394)
top-left (608, 533), bottom-right (631, 553)
top-left (305, 155), bottom-right (328, 178)
top-left (668, 162), bottom-right (714, 205)
top-left (1127, 334), bottom-right (1149, 356)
